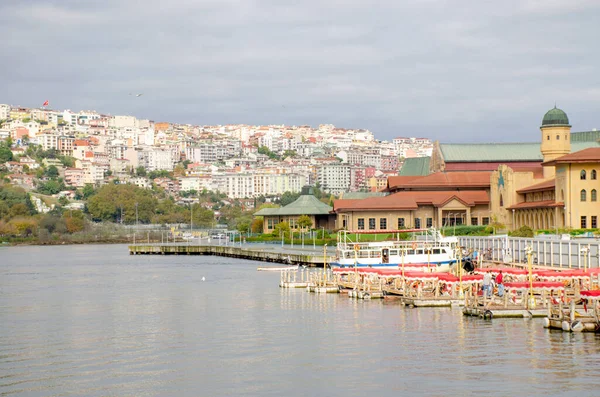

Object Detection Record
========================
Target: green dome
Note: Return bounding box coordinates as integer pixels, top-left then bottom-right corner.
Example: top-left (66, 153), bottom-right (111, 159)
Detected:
top-left (542, 106), bottom-right (570, 127)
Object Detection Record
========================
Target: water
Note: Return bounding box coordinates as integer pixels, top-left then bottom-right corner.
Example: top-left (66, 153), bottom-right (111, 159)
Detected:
top-left (1, 245), bottom-right (600, 396)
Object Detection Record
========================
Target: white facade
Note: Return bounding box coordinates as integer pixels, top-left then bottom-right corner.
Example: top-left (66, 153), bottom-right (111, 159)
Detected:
top-left (137, 147), bottom-right (174, 171)
top-left (317, 164), bottom-right (351, 195)
top-left (0, 104), bottom-right (10, 120)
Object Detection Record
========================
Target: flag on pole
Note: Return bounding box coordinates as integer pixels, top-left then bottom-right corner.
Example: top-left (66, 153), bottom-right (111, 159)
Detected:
top-left (42, 100), bottom-right (49, 107)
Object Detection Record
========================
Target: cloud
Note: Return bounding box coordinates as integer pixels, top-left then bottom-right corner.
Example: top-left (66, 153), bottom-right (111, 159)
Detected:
top-left (0, 0), bottom-right (599, 142)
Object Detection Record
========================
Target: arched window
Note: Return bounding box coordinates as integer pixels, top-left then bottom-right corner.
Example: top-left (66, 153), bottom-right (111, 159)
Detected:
top-left (592, 189), bottom-right (597, 202)
top-left (556, 134), bottom-right (560, 140)
top-left (592, 170), bottom-right (597, 180)
top-left (581, 189), bottom-right (587, 202)
top-left (547, 135), bottom-right (550, 141)
top-left (581, 170), bottom-right (587, 180)
top-left (499, 194), bottom-right (504, 207)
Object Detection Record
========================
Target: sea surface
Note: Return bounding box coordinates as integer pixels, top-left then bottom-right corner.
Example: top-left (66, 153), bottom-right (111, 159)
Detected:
top-left (1, 244), bottom-right (600, 397)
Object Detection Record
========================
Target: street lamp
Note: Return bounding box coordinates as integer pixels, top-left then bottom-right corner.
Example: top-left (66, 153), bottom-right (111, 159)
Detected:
top-left (512, 209), bottom-right (515, 230)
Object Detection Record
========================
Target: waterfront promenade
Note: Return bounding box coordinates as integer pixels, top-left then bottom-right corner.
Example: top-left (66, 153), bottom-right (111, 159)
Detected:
top-left (129, 239), bottom-right (337, 267)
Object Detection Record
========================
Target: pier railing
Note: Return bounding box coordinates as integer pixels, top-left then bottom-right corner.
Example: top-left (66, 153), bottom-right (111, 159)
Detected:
top-left (459, 235), bottom-right (600, 269)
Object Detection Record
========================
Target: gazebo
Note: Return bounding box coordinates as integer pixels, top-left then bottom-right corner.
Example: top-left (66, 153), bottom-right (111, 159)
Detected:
top-left (254, 189), bottom-right (335, 234)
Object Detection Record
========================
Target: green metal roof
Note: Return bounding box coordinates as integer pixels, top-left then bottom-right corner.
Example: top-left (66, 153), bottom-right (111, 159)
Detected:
top-left (441, 143), bottom-right (543, 162)
top-left (441, 140), bottom-right (600, 163)
top-left (254, 194), bottom-right (332, 216)
top-left (542, 107), bottom-right (570, 127)
top-left (399, 156), bottom-right (431, 176)
top-left (571, 130), bottom-right (600, 142)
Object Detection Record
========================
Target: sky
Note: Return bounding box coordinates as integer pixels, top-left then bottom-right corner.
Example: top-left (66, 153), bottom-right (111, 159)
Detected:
top-left (1, 0), bottom-right (599, 143)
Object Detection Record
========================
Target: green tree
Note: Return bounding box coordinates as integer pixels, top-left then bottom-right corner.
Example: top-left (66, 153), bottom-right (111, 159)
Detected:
top-left (37, 180), bottom-right (65, 195)
top-left (279, 191), bottom-right (300, 206)
top-left (82, 184), bottom-right (95, 199)
top-left (87, 183), bottom-right (157, 223)
top-left (297, 214), bottom-right (313, 229)
top-left (273, 221), bottom-right (290, 237)
top-left (136, 166), bottom-right (147, 177)
top-left (45, 165), bottom-right (59, 178)
top-left (0, 144), bottom-right (13, 163)
top-left (282, 150), bottom-right (297, 158)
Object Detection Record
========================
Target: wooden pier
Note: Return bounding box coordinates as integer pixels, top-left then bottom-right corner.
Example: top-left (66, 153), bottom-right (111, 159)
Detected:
top-left (129, 244), bottom-right (329, 267)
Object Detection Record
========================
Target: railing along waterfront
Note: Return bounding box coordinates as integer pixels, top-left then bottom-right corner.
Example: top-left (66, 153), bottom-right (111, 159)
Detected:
top-left (459, 235), bottom-right (600, 269)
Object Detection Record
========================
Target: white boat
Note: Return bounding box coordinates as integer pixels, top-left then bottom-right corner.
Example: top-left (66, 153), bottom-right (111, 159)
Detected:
top-left (331, 228), bottom-right (459, 273)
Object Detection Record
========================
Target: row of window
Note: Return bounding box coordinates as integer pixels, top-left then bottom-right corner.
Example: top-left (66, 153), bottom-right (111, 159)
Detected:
top-left (355, 217), bottom-right (490, 230)
top-left (580, 189), bottom-right (597, 202)
top-left (580, 170), bottom-right (597, 180)
top-left (581, 216), bottom-right (598, 229)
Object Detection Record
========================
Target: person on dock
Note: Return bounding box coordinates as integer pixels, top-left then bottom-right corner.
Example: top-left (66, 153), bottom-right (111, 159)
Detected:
top-left (495, 270), bottom-right (504, 297)
top-left (483, 271), bottom-right (492, 298)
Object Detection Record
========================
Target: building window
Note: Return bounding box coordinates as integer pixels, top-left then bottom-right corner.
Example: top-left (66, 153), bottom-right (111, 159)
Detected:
top-left (592, 216), bottom-right (597, 229)
top-left (368, 218), bottom-right (376, 230)
top-left (398, 218), bottom-right (405, 228)
top-left (592, 189), bottom-right (597, 202)
top-left (546, 135), bottom-right (550, 140)
top-left (357, 218), bottom-right (365, 230)
top-left (581, 170), bottom-right (587, 180)
top-left (342, 219), bottom-right (347, 228)
top-left (592, 170), bottom-right (597, 180)
top-left (581, 216), bottom-right (587, 229)
top-left (482, 217), bottom-right (490, 225)
top-left (499, 194), bottom-right (503, 207)
top-left (426, 218), bottom-right (433, 228)
top-left (556, 134), bottom-right (560, 140)
top-left (415, 218), bottom-right (421, 229)
top-left (581, 189), bottom-right (587, 202)
top-left (471, 217), bottom-right (478, 226)
top-left (380, 218), bottom-right (387, 230)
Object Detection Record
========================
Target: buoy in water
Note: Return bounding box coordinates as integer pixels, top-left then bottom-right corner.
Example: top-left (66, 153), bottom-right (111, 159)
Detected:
top-left (571, 320), bottom-right (584, 333)
top-left (562, 321), bottom-right (571, 332)
top-left (543, 317), bottom-right (550, 328)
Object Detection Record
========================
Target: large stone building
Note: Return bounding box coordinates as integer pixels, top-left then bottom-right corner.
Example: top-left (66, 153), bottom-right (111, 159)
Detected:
top-left (335, 107), bottom-right (600, 231)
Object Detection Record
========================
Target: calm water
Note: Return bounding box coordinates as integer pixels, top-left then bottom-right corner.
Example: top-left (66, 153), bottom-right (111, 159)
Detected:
top-left (1, 245), bottom-right (600, 397)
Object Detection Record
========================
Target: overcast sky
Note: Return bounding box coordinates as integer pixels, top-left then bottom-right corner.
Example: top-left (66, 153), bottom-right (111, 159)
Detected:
top-left (1, 0), bottom-right (599, 142)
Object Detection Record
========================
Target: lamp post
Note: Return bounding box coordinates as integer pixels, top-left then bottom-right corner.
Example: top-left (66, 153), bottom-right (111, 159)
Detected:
top-left (526, 245), bottom-right (536, 309)
top-left (512, 209), bottom-right (515, 230)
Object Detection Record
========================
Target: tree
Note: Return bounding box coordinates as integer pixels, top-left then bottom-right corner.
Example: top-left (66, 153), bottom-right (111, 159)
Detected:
top-left (282, 150), bottom-right (297, 159)
top-left (279, 191), bottom-right (300, 206)
top-left (136, 166), bottom-right (147, 177)
top-left (297, 215), bottom-right (313, 229)
top-left (45, 165), bottom-right (59, 178)
top-left (0, 144), bottom-right (13, 163)
top-left (63, 210), bottom-right (85, 233)
top-left (251, 218), bottom-right (263, 233)
top-left (82, 184), bottom-right (95, 199)
top-left (87, 183), bottom-right (157, 223)
top-left (273, 221), bottom-right (290, 237)
top-left (37, 180), bottom-right (65, 195)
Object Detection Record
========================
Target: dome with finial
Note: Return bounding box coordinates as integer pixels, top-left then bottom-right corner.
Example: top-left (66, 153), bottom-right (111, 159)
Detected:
top-left (541, 106), bottom-right (570, 127)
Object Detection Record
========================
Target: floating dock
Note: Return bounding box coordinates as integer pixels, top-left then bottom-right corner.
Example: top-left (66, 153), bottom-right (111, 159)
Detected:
top-left (129, 244), bottom-right (329, 267)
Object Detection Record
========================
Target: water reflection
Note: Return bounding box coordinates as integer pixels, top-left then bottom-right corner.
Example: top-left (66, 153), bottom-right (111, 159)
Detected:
top-left (1, 245), bottom-right (600, 396)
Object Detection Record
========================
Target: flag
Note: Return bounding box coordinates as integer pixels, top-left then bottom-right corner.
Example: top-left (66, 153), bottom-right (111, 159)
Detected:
top-left (42, 100), bottom-right (49, 107)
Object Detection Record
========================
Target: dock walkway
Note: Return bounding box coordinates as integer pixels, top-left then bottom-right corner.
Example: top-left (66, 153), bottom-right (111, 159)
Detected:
top-left (128, 244), bottom-right (332, 267)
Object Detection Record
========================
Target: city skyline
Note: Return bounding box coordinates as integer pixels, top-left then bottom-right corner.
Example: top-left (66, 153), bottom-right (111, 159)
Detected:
top-left (1, 0), bottom-right (599, 142)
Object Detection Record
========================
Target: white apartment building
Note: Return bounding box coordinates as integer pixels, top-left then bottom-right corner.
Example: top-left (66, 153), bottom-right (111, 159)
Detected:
top-left (317, 163), bottom-right (351, 195)
top-left (38, 133), bottom-right (59, 151)
top-left (111, 115), bottom-right (139, 129)
top-left (0, 104), bottom-right (10, 120)
top-left (137, 147), bottom-right (174, 171)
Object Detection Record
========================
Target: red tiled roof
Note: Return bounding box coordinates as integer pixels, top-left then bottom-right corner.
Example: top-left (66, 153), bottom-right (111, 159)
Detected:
top-left (542, 148), bottom-right (600, 166)
top-left (73, 139), bottom-right (89, 146)
top-left (387, 171), bottom-right (491, 191)
top-left (334, 190), bottom-right (489, 211)
top-left (516, 179), bottom-right (555, 194)
top-left (507, 200), bottom-right (564, 210)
